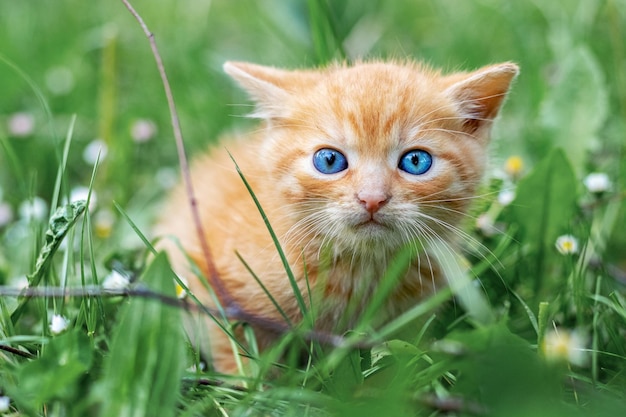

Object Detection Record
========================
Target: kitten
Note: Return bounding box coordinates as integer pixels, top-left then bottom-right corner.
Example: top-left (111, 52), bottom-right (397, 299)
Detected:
top-left (155, 59), bottom-right (518, 373)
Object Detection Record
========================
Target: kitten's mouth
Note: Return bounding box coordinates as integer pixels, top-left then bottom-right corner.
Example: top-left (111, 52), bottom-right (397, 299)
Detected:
top-left (355, 210), bottom-right (387, 225)
top-left (355, 218), bottom-right (388, 230)
top-left (348, 212), bottom-right (391, 236)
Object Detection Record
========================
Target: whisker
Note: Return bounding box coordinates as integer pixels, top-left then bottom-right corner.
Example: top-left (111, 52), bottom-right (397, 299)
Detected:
top-left (414, 210), bottom-right (503, 274)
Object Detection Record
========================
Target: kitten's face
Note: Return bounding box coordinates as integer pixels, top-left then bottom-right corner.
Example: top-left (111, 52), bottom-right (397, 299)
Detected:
top-left (225, 61), bottom-right (518, 254)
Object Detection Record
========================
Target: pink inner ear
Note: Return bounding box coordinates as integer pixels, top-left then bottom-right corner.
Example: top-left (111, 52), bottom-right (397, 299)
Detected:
top-left (460, 105), bottom-right (488, 134)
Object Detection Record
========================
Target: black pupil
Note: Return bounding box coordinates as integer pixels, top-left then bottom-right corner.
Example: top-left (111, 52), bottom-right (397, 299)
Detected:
top-left (326, 152), bottom-right (336, 166)
top-left (411, 153), bottom-right (420, 165)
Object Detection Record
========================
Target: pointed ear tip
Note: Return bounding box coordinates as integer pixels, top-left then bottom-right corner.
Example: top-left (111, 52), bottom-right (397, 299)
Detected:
top-left (496, 62), bottom-right (520, 77)
top-left (223, 61), bottom-right (241, 74)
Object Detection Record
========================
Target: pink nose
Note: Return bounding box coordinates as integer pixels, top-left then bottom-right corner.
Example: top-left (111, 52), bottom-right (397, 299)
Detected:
top-left (357, 191), bottom-right (389, 214)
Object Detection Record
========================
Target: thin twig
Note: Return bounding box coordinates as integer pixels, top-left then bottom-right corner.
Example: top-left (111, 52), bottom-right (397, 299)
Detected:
top-left (0, 344), bottom-right (36, 359)
top-left (119, 0), bottom-right (231, 306)
top-left (0, 285), bottom-right (356, 349)
top-left (0, 284), bottom-right (182, 307)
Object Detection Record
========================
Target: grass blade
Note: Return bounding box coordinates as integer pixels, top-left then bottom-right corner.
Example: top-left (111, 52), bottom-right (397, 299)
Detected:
top-left (235, 251), bottom-right (292, 326)
top-left (229, 154), bottom-right (309, 322)
top-left (97, 252), bottom-right (184, 417)
top-left (358, 245), bottom-right (417, 329)
top-left (50, 114), bottom-right (76, 214)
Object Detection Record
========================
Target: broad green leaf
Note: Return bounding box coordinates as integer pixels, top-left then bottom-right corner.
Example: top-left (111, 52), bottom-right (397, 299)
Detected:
top-left (511, 149), bottom-right (578, 275)
top-left (15, 331), bottom-right (92, 410)
top-left (325, 347), bottom-right (363, 400)
top-left (539, 46), bottom-right (608, 173)
top-left (445, 323), bottom-right (563, 415)
top-left (96, 253), bottom-right (184, 417)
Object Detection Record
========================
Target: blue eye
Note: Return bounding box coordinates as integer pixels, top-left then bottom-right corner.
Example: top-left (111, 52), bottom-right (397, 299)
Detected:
top-left (313, 148), bottom-right (348, 174)
top-left (398, 149), bottom-right (433, 175)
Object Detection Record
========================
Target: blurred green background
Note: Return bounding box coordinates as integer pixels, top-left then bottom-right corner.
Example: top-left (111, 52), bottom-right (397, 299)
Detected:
top-left (0, 0), bottom-right (624, 279)
top-left (1, 1), bottom-right (625, 415)
top-left (0, 2), bottom-right (622, 184)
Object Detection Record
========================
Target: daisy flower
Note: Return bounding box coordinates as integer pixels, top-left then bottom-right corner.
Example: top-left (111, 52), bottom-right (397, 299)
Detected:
top-left (555, 234), bottom-right (579, 255)
top-left (504, 155), bottom-right (524, 178)
top-left (542, 327), bottom-right (587, 367)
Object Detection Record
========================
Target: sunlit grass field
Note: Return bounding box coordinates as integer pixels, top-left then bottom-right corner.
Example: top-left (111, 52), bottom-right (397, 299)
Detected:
top-left (1, 0), bottom-right (625, 415)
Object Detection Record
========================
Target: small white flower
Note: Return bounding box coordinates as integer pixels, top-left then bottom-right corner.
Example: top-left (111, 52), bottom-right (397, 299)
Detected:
top-left (18, 197), bottom-right (48, 221)
top-left (497, 189), bottom-right (515, 206)
top-left (70, 186), bottom-right (97, 212)
top-left (45, 66), bottom-right (75, 96)
top-left (94, 208), bottom-right (116, 238)
top-left (542, 327), bottom-right (587, 367)
top-left (175, 275), bottom-right (189, 299)
top-left (102, 270), bottom-right (131, 290)
top-left (49, 314), bottom-right (70, 334)
top-left (83, 139), bottom-right (108, 165)
top-left (130, 119), bottom-right (157, 143)
top-left (8, 112), bottom-right (35, 137)
top-left (476, 213), bottom-right (497, 237)
top-left (555, 234), bottom-right (579, 255)
top-left (583, 172), bottom-right (611, 194)
top-left (0, 395), bottom-right (10, 412)
top-left (0, 202), bottom-right (13, 227)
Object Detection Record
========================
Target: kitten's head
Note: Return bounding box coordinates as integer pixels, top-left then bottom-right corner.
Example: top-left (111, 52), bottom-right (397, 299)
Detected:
top-left (225, 60), bottom-right (518, 255)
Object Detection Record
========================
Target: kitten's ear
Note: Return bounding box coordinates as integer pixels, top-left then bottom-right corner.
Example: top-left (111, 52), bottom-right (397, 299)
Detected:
top-left (224, 61), bottom-right (307, 119)
top-left (445, 62), bottom-right (519, 134)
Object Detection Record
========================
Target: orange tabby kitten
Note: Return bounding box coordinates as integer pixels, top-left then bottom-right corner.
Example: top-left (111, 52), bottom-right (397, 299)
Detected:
top-left (155, 59), bottom-right (518, 373)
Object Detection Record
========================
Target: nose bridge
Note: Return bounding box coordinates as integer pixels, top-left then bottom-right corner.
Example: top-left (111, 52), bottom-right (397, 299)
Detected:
top-left (355, 161), bottom-right (392, 214)
top-left (356, 160), bottom-right (389, 191)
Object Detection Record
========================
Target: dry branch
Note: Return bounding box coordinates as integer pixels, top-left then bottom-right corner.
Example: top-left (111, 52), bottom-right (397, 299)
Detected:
top-left (0, 284), bottom-right (352, 348)
top-left (119, 0), bottom-right (230, 306)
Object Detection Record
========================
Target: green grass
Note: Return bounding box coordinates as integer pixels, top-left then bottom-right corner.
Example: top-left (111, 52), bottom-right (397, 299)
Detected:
top-left (1, 0), bottom-right (626, 415)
